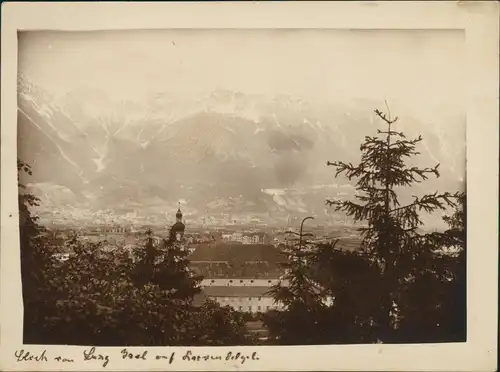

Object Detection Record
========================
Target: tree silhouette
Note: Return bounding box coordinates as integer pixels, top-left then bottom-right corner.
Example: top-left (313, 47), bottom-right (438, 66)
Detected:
top-left (145, 229), bottom-right (203, 301)
top-left (131, 228), bottom-right (156, 287)
top-left (265, 218), bottom-right (338, 344)
top-left (326, 107), bottom-right (462, 341)
top-left (18, 160), bottom-right (250, 346)
top-left (270, 218), bottom-right (324, 308)
top-left (18, 159), bottom-right (58, 342)
top-left (396, 192), bottom-right (466, 342)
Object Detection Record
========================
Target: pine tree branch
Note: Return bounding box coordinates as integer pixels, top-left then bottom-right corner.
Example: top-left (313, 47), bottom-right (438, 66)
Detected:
top-left (421, 231), bottom-right (464, 252)
top-left (389, 136), bottom-right (423, 148)
top-left (405, 164), bottom-right (441, 181)
top-left (390, 192), bottom-right (459, 215)
top-left (326, 199), bottom-right (377, 221)
top-left (326, 160), bottom-right (363, 179)
top-left (374, 109), bottom-right (399, 125)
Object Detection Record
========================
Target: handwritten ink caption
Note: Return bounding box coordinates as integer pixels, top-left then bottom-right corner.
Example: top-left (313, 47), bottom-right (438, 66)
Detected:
top-left (15, 349), bottom-right (74, 364)
top-left (15, 347), bottom-right (260, 368)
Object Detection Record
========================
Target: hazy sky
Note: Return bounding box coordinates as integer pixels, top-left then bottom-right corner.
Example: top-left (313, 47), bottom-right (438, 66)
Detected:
top-left (19, 29), bottom-right (464, 114)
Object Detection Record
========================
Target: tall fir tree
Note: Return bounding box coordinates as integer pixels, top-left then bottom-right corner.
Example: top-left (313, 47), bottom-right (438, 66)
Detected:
top-left (326, 107), bottom-right (462, 342)
top-left (133, 227), bottom-right (202, 301)
top-left (132, 228), bottom-right (156, 286)
top-left (270, 217), bottom-right (324, 308)
top-left (151, 235), bottom-right (202, 301)
top-left (265, 218), bottom-right (335, 344)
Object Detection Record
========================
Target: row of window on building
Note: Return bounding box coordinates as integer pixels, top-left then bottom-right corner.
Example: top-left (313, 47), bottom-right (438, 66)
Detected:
top-left (208, 295), bottom-right (283, 313)
top-left (221, 303), bottom-right (279, 313)
top-left (237, 305), bottom-right (270, 312)
top-left (214, 296), bottom-right (265, 301)
top-left (205, 279), bottom-right (277, 285)
top-left (220, 233), bottom-right (269, 244)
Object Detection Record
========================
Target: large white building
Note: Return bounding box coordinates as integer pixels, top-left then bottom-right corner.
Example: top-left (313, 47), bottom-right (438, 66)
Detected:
top-left (189, 243), bottom-right (288, 312)
top-left (220, 232), bottom-right (270, 245)
top-left (203, 285), bottom-right (284, 313)
top-left (200, 279), bottom-right (287, 313)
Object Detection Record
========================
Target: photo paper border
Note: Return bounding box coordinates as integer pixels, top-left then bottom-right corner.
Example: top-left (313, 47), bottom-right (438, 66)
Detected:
top-left (1, 1), bottom-right (498, 371)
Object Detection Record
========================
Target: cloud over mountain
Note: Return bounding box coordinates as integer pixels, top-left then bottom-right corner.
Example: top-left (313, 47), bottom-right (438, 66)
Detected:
top-left (17, 77), bottom-right (465, 227)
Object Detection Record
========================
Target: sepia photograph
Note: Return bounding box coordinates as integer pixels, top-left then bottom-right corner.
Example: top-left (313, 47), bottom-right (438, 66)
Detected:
top-left (1, 2), bottom-right (498, 371)
top-left (17, 28), bottom-right (467, 346)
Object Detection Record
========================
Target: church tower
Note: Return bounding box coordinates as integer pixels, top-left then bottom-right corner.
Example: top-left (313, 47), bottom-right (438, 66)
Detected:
top-left (170, 202), bottom-right (186, 242)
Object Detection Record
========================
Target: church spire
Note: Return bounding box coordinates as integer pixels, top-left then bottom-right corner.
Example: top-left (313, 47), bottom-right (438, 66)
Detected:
top-left (170, 201), bottom-right (186, 243)
top-left (176, 202), bottom-right (183, 223)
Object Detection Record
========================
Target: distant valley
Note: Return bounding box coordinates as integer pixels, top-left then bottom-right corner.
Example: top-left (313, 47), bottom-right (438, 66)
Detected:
top-left (17, 75), bottom-right (465, 229)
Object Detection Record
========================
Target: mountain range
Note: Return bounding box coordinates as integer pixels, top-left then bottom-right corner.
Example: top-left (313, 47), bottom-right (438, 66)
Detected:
top-left (17, 75), bottom-right (465, 227)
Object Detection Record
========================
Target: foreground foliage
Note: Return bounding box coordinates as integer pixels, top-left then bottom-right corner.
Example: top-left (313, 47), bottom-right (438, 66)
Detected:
top-left (19, 161), bottom-right (250, 346)
top-left (264, 108), bottom-right (466, 344)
